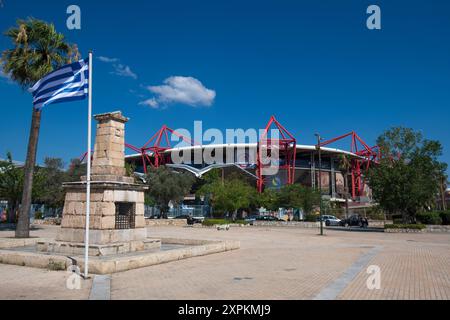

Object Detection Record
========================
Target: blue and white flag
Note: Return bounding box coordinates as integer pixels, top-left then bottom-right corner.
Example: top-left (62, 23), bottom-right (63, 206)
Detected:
top-left (29, 58), bottom-right (89, 110)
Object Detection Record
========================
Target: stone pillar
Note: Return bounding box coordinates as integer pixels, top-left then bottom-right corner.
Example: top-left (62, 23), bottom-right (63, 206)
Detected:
top-left (42, 111), bottom-right (153, 256)
top-left (91, 111), bottom-right (128, 177)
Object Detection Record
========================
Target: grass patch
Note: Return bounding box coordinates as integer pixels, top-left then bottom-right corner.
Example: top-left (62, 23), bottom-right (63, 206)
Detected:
top-left (48, 259), bottom-right (66, 271)
top-left (202, 219), bottom-right (248, 226)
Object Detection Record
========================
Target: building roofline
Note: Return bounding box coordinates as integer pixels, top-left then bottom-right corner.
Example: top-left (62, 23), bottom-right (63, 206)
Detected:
top-left (125, 143), bottom-right (360, 159)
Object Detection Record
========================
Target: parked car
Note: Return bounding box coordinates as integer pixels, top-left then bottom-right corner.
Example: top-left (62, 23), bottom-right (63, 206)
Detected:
top-left (339, 214), bottom-right (369, 228)
top-left (244, 215), bottom-right (259, 225)
top-left (255, 215), bottom-right (283, 222)
top-left (171, 215), bottom-right (204, 225)
top-left (316, 215), bottom-right (341, 226)
top-left (173, 215), bottom-right (191, 219)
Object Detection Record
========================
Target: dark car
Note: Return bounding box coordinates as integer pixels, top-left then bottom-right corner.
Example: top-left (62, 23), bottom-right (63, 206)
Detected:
top-left (255, 215), bottom-right (283, 221)
top-left (244, 215), bottom-right (259, 225)
top-left (173, 215), bottom-right (191, 219)
top-left (340, 214), bottom-right (369, 228)
top-left (173, 215), bottom-right (201, 225)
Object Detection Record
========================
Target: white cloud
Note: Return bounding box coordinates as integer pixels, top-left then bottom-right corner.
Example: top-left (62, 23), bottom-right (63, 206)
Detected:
top-left (111, 64), bottom-right (137, 79)
top-left (98, 56), bottom-right (137, 79)
top-left (97, 56), bottom-right (119, 63)
top-left (0, 67), bottom-right (13, 85)
top-left (142, 76), bottom-right (215, 108)
top-left (139, 98), bottom-right (159, 109)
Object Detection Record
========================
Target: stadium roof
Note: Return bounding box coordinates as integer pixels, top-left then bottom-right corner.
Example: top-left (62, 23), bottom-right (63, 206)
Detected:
top-left (125, 143), bottom-right (361, 159)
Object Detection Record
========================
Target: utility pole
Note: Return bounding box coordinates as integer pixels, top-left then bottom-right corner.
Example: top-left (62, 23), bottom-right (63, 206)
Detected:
top-left (315, 133), bottom-right (324, 236)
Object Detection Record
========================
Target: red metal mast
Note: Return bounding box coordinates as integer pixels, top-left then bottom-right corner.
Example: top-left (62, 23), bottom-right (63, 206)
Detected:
top-left (138, 125), bottom-right (199, 174)
top-left (256, 116), bottom-right (297, 193)
top-left (79, 125), bottom-right (198, 175)
top-left (319, 131), bottom-right (378, 199)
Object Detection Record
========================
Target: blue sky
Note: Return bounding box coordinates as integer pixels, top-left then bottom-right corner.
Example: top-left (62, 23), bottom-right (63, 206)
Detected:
top-left (0, 0), bottom-right (449, 171)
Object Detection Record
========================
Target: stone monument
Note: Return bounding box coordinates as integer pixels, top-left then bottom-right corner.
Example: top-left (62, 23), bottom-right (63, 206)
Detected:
top-left (38, 111), bottom-right (159, 256)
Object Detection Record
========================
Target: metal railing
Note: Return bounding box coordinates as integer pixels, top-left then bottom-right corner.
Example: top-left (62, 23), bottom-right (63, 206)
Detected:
top-left (144, 205), bottom-right (211, 218)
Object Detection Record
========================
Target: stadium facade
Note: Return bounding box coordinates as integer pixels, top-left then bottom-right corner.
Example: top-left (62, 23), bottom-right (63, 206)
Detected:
top-left (122, 116), bottom-right (380, 206)
top-left (125, 143), bottom-right (372, 202)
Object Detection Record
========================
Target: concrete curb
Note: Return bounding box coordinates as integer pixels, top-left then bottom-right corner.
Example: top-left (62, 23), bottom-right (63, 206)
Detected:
top-left (0, 238), bottom-right (240, 275)
top-left (0, 237), bottom-right (52, 249)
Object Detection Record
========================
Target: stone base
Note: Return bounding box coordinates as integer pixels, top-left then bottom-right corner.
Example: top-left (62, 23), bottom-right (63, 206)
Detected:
top-left (37, 238), bottom-right (161, 256)
top-left (56, 227), bottom-right (147, 245)
top-left (0, 238), bottom-right (240, 274)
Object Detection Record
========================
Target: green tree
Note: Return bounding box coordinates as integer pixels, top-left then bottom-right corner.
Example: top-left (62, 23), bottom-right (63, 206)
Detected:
top-left (0, 153), bottom-right (45, 223)
top-left (277, 184), bottom-right (320, 214)
top-left (67, 158), bottom-right (86, 182)
top-left (367, 127), bottom-right (447, 223)
top-left (197, 173), bottom-right (257, 219)
top-left (0, 153), bottom-right (24, 223)
top-left (257, 188), bottom-right (280, 212)
top-left (1, 18), bottom-right (75, 237)
top-left (145, 166), bottom-right (195, 218)
top-left (35, 158), bottom-right (67, 209)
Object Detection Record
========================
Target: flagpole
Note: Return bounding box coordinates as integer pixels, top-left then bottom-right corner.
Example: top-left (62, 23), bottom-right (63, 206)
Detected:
top-left (84, 51), bottom-right (93, 279)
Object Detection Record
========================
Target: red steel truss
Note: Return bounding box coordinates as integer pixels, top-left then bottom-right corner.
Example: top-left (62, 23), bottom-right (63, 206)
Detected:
top-left (77, 118), bottom-right (380, 203)
top-left (319, 131), bottom-right (379, 199)
top-left (128, 125), bottom-right (199, 174)
top-left (256, 116), bottom-right (297, 193)
top-left (79, 125), bottom-right (197, 174)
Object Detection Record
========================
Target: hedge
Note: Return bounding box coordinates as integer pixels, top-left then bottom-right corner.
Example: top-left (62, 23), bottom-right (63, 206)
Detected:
top-left (439, 211), bottom-right (450, 225)
top-left (384, 224), bottom-right (426, 230)
top-left (416, 212), bottom-right (442, 225)
top-left (202, 219), bottom-right (248, 226)
top-left (304, 214), bottom-right (317, 222)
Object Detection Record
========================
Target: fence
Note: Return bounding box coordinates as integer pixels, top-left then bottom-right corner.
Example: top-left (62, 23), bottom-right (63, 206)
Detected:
top-left (144, 205), bottom-right (211, 218)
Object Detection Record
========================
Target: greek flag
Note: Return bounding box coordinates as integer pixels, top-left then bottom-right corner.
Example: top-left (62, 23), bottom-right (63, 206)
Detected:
top-left (29, 58), bottom-right (89, 110)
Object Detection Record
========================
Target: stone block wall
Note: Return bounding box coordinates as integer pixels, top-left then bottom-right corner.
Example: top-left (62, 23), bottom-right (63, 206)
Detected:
top-left (60, 188), bottom-right (145, 230)
top-left (91, 112), bottom-right (128, 177)
top-left (145, 219), bottom-right (188, 227)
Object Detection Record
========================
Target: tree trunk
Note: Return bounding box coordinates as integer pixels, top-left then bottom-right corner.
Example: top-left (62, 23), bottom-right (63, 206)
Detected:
top-left (16, 108), bottom-right (41, 238)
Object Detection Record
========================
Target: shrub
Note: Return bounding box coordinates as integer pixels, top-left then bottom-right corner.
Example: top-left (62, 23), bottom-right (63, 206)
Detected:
top-left (439, 211), bottom-right (450, 225)
top-left (416, 212), bottom-right (442, 225)
top-left (385, 224), bottom-right (426, 230)
top-left (391, 214), bottom-right (403, 224)
top-left (304, 214), bottom-right (317, 222)
top-left (366, 206), bottom-right (385, 220)
top-left (202, 219), bottom-right (247, 226)
top-left (34, 211), bottom-right (43, 220)
top-left (202, 219), bottom-right (226, 226)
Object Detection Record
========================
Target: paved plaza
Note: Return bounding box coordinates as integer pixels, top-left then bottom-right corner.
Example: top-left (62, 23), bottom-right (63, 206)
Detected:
top-left (0, 225), bottom-right (449, 300)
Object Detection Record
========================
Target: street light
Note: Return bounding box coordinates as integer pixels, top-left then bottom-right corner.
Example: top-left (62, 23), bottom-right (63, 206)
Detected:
top-left (315, 133), bottom-right (324, 236)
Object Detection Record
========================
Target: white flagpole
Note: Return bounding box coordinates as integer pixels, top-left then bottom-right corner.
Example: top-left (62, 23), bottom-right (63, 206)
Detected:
top-left (84, 51), bottom-right (93, 279)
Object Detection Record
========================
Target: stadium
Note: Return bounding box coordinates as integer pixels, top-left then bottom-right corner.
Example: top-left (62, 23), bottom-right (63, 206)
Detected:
top-left (119, 116), bottom-right (380, 214)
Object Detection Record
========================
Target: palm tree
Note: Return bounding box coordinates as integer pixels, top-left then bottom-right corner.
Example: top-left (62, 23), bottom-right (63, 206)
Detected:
top-left (1, 18), bottom-right (75, 238)
top-left (339, 154), bottom-right (352, 219)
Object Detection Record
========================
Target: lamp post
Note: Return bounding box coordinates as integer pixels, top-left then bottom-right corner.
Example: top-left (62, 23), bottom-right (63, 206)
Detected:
top-left (315, 133), bottom-right (324, 236)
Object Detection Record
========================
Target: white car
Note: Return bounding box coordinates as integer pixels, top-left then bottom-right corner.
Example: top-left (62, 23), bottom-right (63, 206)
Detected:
top-left (319, 215), bottom-right (341, 226)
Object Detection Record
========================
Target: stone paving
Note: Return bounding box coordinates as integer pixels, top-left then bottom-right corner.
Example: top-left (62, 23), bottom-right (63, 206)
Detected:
top-left (0, 264), bottom-right (92, 300)
top-left (0, 225), bottom-right (449, 300)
